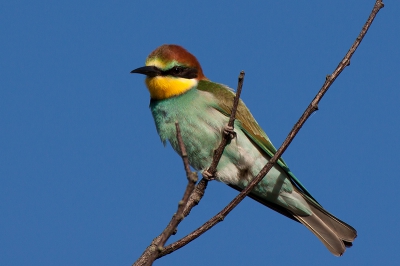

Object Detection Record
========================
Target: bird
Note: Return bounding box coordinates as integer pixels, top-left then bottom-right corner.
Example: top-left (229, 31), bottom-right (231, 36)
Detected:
top-left (131, 44), bottom-right (357, 256)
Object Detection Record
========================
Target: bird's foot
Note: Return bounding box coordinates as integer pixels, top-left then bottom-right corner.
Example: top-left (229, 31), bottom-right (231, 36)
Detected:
top-left (223, 125), bottom-right (236, 140)
top-left (202, 169), bottom-right (215, 181)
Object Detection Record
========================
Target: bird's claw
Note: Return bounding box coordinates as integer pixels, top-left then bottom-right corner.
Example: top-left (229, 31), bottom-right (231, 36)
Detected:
top-left (224, 125), bottom-right (236, 140)
top-left (202, 169), bottom-right (215, 181)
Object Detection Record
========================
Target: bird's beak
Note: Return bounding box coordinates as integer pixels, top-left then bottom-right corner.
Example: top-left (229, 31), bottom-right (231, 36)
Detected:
top-left (130, 66), bottom-right (161, 77)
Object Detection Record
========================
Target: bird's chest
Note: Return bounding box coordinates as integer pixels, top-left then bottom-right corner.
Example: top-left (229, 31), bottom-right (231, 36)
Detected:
top-left (150, 90), bottom-right (227, 170)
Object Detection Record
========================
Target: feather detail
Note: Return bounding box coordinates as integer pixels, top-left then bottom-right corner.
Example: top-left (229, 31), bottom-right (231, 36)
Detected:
top-left (196, 80), bottom-right (318, 203)
top-left (231, 183), bottom-right (357, 256)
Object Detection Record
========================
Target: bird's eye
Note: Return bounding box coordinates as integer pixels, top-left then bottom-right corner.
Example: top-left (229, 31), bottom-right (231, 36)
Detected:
top-left (162, 66), bottom-right (197, 79)
top-left (170, 66), bottom-right (182, 75)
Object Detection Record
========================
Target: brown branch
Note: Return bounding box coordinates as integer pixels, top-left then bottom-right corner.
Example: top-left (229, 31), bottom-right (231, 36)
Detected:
top-left (133, 71), bottom-right (246, 266)
top-left (182, 178), bottom-right (207, 217)
top-left (158, 0), bottom-right (384, 258)
top-left (132, 123), bottom-right (198, 266)
top-left (206, 70), bottom-right (245, 177)
top-left (182, 71), bottom-right (245, 217)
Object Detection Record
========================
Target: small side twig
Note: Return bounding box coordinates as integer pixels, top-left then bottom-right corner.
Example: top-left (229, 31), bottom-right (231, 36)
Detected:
top-left (134, 72), bottom-right (246, 266)
top-left (206, 70), bottom-right (245, 177)
top-left (158, 0), bottom-right (384, 258)
top-left (132, 123), bottom-right (198, 266)
top-left (181, 71), bottom-right (245, 217)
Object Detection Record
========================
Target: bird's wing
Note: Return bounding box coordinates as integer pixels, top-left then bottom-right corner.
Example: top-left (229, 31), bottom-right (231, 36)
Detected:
top-left (197, 80), bottom-right (320, 204)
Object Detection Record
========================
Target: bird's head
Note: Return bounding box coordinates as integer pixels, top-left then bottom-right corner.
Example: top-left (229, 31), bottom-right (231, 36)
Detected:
top-left (131, 44), bottom-right (207, 100)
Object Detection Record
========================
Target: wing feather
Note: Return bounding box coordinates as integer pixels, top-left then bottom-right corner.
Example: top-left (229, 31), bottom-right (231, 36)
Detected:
top-left (197, 80), bottom-right (319, 204)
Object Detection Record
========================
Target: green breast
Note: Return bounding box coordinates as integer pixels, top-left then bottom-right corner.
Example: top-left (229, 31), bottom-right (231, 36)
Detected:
top-left (150, 87), bottom-right (228, 170)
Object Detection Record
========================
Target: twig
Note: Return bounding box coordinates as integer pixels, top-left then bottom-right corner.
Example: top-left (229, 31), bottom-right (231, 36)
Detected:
top-left (181, 71), bottom-right (245, 217)
top-left (158, 0), bottom-right (384, 258)
top-left (133, 72), bottom-right (246, 266)
top-left (206, 70), bottom-right (245, 177)
top-left (132, 123), bottom-right (198, 266)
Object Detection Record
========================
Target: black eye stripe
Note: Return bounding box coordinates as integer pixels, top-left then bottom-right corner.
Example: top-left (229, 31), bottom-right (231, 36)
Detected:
top-left (164, 66), bottom-right (184, 75)
top-left (162, 66), bottom-right (198, 79)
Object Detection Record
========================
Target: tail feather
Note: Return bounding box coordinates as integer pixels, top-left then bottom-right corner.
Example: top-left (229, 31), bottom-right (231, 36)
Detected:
top-left (228, 184), bottom-right (357, 256)
top-left (293, 192), bottom-right (357, 256)
top-left (303, 195), bottom-right (357, 242)
top-left (294, 213), bottom-right (346, 256)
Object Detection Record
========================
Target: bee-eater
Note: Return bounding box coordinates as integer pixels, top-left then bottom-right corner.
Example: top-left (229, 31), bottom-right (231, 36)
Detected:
top-left (131, 44), bottom-right (357, 256)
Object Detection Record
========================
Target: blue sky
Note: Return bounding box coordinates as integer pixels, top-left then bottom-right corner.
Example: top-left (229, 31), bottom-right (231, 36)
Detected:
top-left (1, 1), bottom-right (399, 265)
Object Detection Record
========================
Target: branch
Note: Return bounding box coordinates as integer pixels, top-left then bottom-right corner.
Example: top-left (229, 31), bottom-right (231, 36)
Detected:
top-left (182, 71), bottom-right (245, 217)
top-left (207, 70), bottom-right (245, 177)
top-left (158, 0), bottom-right (384, 258)
top-left (133, 71), bottom-right (246, 266)
top-left (132, 123), bottom-right (198, 266)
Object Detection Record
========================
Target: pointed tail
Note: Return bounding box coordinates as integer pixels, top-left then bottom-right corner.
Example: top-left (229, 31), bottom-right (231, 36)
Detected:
top-left (228, 184), bottom-right (357, 255)
top-left (292, 192), bottom-right (357, 256)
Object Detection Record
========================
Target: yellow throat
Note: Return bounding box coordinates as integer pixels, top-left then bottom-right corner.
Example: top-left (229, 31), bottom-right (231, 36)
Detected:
top-left (145, 76), bottom-right (197, 100)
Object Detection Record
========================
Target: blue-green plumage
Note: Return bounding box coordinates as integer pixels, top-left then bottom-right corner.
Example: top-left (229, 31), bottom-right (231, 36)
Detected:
top-left (132, 44), bottom-right (357, 256)
top-left (150, 82), bottom-right (312, 215)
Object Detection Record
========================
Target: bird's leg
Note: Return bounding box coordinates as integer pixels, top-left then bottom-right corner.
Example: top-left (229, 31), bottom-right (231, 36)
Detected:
top-left (223, 125), bottom-right (236, 140)
top-left (202, 169), bottom-right (215, 181)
